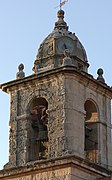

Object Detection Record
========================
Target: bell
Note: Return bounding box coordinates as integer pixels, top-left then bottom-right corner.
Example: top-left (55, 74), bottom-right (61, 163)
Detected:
top-left (32, 121), bottom-right (38, 128)
top-left (37, 124), bottom-right (48, 141)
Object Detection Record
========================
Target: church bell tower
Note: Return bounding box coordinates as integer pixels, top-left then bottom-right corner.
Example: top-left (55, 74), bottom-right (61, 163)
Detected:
top-left (0, 10), bottom-right (112, 180)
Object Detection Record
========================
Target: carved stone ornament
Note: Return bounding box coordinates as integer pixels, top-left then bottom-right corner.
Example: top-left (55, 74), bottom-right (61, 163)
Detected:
top-left (33, 10), bottom-right (88, 73)
top-left (16, 63), bottom-right (25, 79)
top-left (62, 49), bottom-right (73, 66)
top-left (97, 68), bottom-right (105, 83)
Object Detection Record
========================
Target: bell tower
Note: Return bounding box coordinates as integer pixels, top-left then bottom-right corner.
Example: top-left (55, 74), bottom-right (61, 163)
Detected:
top-left (0, 10), bottom-right (112, 180)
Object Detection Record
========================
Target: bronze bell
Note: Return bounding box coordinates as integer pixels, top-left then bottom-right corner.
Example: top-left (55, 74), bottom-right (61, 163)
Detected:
top-left (37, 124), bottom-right (48, 141)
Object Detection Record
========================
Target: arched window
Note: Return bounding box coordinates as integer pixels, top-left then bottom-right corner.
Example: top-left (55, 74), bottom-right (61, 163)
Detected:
top-left (84, 99), bottom-right (99, 163)
top-left (27, 97), bottom-right (48, 162)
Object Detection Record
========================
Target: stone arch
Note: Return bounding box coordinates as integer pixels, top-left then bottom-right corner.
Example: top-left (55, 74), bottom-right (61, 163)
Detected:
top-left (84, 99), bottom-right (99, 163)
top-left (27, 97), bottom-right (48, 162)
top-left (29, 97), bottom-right (48, 112)
top-left (25, 93), bottom-right (49, 113)
top-left (84, 98), bottom-right (99, 122)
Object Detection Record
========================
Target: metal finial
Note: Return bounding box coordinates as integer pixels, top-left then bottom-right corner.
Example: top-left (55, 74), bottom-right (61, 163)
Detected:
top-left (60, 0), bottom-right (61, 10)
top-left (55, 0), bottom-right (68, 10)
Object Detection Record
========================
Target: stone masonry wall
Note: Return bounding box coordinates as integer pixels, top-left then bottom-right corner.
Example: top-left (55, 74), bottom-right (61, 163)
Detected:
top-left (2, 167), bottom-right (72, 180)
top-left (6, 73), bottom-right (68, 168)
top-left (3, 69), bottom-right (112, 171)
top-left (1, 158), bottom-right (111, 180)
top-left (64, 72), bottom-right (112, 169)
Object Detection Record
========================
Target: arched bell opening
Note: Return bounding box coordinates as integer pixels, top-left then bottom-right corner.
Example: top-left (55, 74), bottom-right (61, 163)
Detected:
top-left (111, 100), bottom-right (112, 145)
top-left (84, 99), bottom-right (99, 163)
top-left (27, 97), bottom-right (48, 162)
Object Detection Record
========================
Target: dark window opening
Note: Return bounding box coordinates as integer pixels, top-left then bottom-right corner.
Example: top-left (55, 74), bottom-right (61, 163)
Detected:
top-left (27, 97), bottom-right (48, 162)
top-left (84, 100), bottom-right (98, 163)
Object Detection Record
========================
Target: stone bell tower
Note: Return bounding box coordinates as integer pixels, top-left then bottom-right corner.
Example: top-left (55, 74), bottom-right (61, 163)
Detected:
top-left (0, 10), bottom-right (112, 180)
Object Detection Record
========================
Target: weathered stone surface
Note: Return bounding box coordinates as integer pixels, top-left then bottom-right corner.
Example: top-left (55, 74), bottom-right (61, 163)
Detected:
top-left (33, 10), bottom-right (89, 74)
top-left (1, 6), bottom-right (112, 180)
top-left (0, 156), bottom-right (112, 180)
top-left (1, 65), bottom-right (112, 179)
top-left (16, 64), bottom-right (25, 79)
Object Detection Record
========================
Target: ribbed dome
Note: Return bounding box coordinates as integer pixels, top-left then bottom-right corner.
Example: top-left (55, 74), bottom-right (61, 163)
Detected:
top-left (33, 10), bottom-right (89, 73)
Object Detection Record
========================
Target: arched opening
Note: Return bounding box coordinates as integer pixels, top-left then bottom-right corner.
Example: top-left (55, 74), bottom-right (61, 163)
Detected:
top-left (110, 99), bottom-right (112, 144)
top-left (84, 99), bottom-right (99, 163)
top-left (27, 97), bottom-right (48, 162)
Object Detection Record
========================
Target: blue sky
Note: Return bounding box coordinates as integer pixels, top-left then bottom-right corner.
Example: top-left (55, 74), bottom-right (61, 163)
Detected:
top-left (0, 0), bottom-right (112, 170)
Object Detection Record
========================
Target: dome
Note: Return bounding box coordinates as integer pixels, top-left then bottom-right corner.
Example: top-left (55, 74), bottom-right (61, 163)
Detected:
top-left (33, 10), bottom-right (89, 73)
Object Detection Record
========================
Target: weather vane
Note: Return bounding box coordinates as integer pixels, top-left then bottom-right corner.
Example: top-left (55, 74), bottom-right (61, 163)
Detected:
top-left (55, 0), bottom-right (68, 10)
